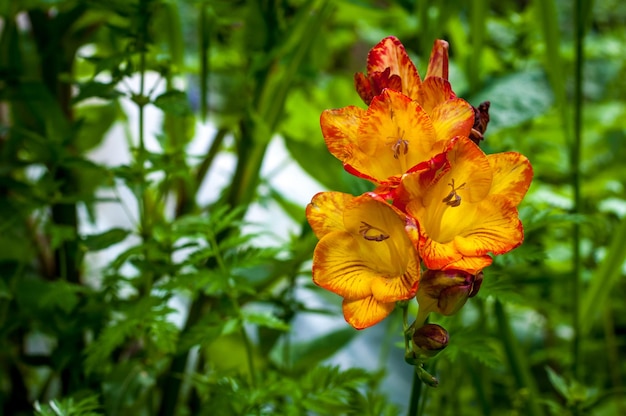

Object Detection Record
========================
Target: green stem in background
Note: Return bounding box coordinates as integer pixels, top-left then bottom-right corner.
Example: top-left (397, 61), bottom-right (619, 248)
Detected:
top-left (495, 301), bottom-right (544, 416)
top-left (580, 216), bottom-right (626, 334)
top-left (468, 0), bottom-right (487, 94)
top-left (602, 309), bottom-right (625, 414)
top-left (135, 0), bottom-right (154, 296)
top-left (407, 368), bottom-right (423, 416)
top-left (225, 0), bottom-right (331, 210)
top-left (571, 0), bottom-right (585, 383)
top-left (174, 127), bottom-right (229, 217)
top-left (468, 362), bottom-right (491, 416)
top-left (199, 1), bottom-right (210, 122)
top-left (534, 0), bottom-right (568, 137)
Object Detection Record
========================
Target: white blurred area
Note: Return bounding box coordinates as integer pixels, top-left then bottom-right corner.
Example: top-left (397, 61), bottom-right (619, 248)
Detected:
top-left (80, 72), bottom-right (411, 410)
top-left (82, 72), bottom-right (321, 270)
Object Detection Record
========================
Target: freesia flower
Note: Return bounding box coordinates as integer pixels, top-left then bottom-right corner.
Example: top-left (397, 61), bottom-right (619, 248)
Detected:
top-left (354, 36), bottom-right (455, 113)
top-left (306, 191), bottom-right (421, 329)
top-left (320, 88), bottom-right (474, 188)
top-left (395, 136), bottom-right (533, 273)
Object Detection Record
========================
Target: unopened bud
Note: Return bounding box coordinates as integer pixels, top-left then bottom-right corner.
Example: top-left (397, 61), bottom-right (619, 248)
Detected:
top-left (468, 271), bottom-right (483, 298)
top-left (412, 324), bottom-right (449, 358)
top-left (417, 269), bottom-right (482, 316)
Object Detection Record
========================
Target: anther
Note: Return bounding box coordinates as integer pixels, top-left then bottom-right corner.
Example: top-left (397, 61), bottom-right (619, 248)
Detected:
top-left (359, 221), bottom-right (390, 241)
top-left (392, 139), bottom-right (409, 159)
top-left (442, 179), bottom-right (466, 207)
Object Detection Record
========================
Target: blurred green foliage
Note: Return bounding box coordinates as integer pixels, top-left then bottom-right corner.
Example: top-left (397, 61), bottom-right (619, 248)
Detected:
top-left (0, 0), bottom-right (625, 415)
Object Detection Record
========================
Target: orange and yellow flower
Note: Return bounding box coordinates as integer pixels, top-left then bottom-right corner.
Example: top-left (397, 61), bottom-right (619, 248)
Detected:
top-left (306, 191), bottom-right (421, 329)
top-left (395, 136), bottom-right (533, 273)
top-left (321, 89), bottom-right (474, 187)
top-left (308, 35), bottom-right (533, 331)
top-left (354, 36), bottom-right (455, 112)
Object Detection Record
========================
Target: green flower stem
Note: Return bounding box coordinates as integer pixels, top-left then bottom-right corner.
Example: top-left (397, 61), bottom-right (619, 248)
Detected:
top-left (495, 301), bottom-right (544, 416)
top-left (571, 0), bottom-right (585, 384)
top-left (135, 0), bottom-right (154, 296)
top-left (602, 309), bottom-right (626, 414)
top-left (468, 361), bottom-right (491, 416)
top-left (199, 1), bottom-right (210, 122)
top-left (407, 367), bottom-right (423, 416)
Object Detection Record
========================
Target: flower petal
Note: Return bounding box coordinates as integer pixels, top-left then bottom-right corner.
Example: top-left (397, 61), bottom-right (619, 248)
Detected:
top-left (306, 192), bottom-right (352, 239)
top-left (425, 39), bottom-right (449, 80)
top-left (441, 136), bottom-right (492, 203)
top-left (487, 152), bottom-right (533, 207)
top-left (355, 68), bottom-right (403, 105)
top-left (419, 235), bottom-right (463, 271)
top-left (343, 193), bottom-right (421, 302)
top-left (442, 255), bottom-right (493, 275)
top-left (400, 136), bottom-right (491, 218)
top-left (417, 77), bottom-right (456, 114)
top-left (399, 138), bottom-right (521, 270)
top-left (354, 72), bottom-right (375, 105)
top-left (353, 89), bottom-right (438, 183)
top-left (320, 106), bottom-right (365, 162)
top-left (429, 98), bottom-right (475, 144)
top-left (343, 193), bottom-right (420, 278)
top-left (342, 296), bottom-right (395, 329)
top-left (452, 195), bottom-right (524, 257)
top-left (312, 231), bottom-right (374, 299)
top-left (366, 36), bottom-right (422, 101)
top-left (312, 193), bottom-right (421, 303)
top-left (418, 196), bottom-right (522, 271)
top-left (371, 270), bottom-right (419, 302)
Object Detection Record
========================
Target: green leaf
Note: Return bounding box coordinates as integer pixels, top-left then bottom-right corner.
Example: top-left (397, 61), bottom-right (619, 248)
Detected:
top-left (82, 228), bottom-right (130, 251)
top-left (581, 216), bottom-right (626, 336)
top-left (286, 327), bottom-right (357, 372)
top-left (299, 366), bottom-right (371, 414)
top-left (177, 315), bottom-right (239, 352)
top-left (442, 330), bottom-right (503, 369)
top-left (545, 366), bottom-right (570, 400)
top-left (468, 69), bottom-right (553, 131)
top-left (0, 279), bottom-right (11, 300)
top-left (73, 100), bottom-right (121, 152)
top-left (38, 281), bottom-right (84, 314)
top-left (153, 90), bottom-right (192, 116)
top-left (477, 274), bottom-right (526, 306)
top-left (34, 393), bottom-right (101, 416)
top-left (48, 224), bottom-right (77, 250)
top-left (73, 80), bottom-right (123, 103)
top-left (242, 310), bottom-right (289, 331)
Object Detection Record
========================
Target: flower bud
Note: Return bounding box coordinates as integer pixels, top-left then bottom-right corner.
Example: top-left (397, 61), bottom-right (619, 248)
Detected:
top-left (412, 323), bottom-right (449, 358)
top-left (468, 271), bottom-right (483, 298)
top-left (417, 269), bottom-right (482, 316)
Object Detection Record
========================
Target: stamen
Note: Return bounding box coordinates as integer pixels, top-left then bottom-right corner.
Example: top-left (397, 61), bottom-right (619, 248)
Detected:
top-left (359, 221), bottom-right (390, 242)
top-left (391, 138), bottom-right (409, 159)
top-left (442, 178), bottom-right (466, 207)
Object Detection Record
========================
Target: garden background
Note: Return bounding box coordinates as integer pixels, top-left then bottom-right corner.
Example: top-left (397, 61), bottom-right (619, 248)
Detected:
top-left (1, 0), bottom-right (625, 415)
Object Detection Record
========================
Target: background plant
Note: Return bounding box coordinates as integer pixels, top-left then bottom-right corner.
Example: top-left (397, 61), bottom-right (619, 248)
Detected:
top-left (0, 0), bottom-right (625, 415)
